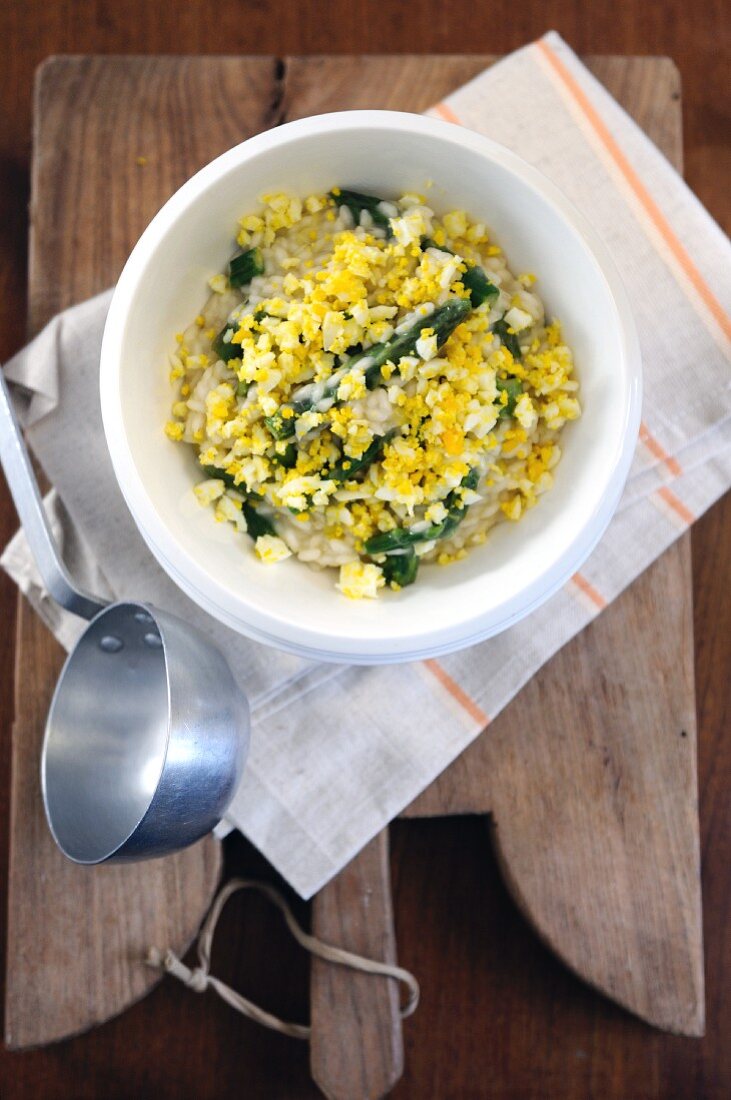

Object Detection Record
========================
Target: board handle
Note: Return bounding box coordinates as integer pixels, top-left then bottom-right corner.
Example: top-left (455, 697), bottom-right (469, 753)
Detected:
top-left (310, 829), bottom-right (405, 1100)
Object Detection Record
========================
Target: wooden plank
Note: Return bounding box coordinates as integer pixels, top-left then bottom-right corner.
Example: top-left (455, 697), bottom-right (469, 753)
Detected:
top-left (310, 833), bottom-right (402, 1100)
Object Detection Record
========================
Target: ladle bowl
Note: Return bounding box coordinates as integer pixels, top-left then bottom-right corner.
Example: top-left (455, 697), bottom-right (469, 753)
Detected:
top-left (1, 366), bottom-right (250, 863)
top-left (42, 600), bottom-right (248, 863)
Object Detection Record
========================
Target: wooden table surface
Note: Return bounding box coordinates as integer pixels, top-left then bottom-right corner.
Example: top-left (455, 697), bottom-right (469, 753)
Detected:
top-left (0, 3), bottom-right (728, 1099)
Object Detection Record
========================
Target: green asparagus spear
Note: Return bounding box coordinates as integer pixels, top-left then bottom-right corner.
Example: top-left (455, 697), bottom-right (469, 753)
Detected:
top-left (352, 298), bottom-right (472, 383)
top-left (242, 501), bottom-right (276, 539)
top-left (363, 527), bottom-right (423, 555)
top-left (229, 246), bottom-right (265, 288)
top-left (496, 376), bottom-right (523, 419)
top-left (330, 188), bottom-right (393, 234)
top-left (381, 546), bottom-right (419, 588)
top-left (266, 298), bottom-right (472, 440)
top-left (420, 237), bottom-right (499, 308)
top-left (364, 469), bottom-right (479, 555)
top-left (329, 429), bottom-right (397, 482)
top-left (491, 317), bottom-right (523, 361)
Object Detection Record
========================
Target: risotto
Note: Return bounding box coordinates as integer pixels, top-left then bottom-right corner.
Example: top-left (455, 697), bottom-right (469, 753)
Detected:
top-left (165, 188), bottom-right (581, 598)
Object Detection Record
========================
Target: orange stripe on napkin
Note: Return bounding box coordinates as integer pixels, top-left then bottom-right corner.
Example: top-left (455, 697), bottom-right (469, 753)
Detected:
top-left (423, 659), bottom-right (489, 727)
top-left (656, 486), bottom-right (695, 526)
top-left (432, 101), bottom-right (462, 125)
top-left (569, 572), bottom-right (607, 610)
top-left (639, 422), bottom-right (682, 477)
top-left (535, 38), bottom-right (731, 346)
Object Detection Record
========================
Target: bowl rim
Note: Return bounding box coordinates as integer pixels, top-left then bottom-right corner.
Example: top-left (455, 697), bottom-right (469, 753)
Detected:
top-left (100, 109), bottom-right (642, 664)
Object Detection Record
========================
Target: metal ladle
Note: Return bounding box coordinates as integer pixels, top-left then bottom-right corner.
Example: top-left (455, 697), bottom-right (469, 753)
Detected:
top-left (0, 367), bottom-right (250, 863)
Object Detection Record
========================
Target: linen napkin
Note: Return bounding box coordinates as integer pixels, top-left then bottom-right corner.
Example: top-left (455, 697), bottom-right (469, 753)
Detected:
top-left (3, 32), bottom-right (730, 898)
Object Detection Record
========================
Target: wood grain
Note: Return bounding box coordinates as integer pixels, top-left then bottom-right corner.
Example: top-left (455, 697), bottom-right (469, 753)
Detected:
top-left (28, 55), bottom-right (284, 326)
top-left (311, 833), bottom-right (402, 1100)
top-left (3, 55), bottom-right (292, 1050)
top-left (0, 38), bottom-right (727, 1100)
top-left (407, 540), bottom-right (702, 1034)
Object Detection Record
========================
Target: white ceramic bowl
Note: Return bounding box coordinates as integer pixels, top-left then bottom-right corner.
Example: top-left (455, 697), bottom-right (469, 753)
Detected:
top-left (101, 110), bottom-right (641, 664)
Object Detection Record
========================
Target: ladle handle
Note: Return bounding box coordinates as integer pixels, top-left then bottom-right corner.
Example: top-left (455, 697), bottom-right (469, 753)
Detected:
top-left (0, 365), bottom-right (106, 620)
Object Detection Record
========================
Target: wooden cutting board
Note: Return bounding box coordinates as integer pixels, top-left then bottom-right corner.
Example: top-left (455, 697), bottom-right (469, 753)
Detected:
top-left (6, 56), bottom-right (702, 1077)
